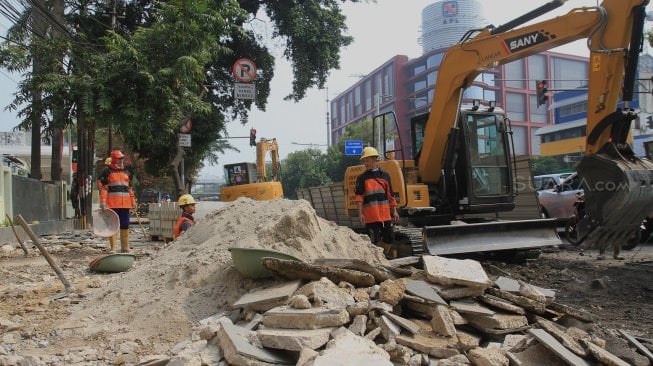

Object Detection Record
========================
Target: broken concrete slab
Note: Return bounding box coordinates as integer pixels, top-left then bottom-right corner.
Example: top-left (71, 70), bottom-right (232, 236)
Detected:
top-left (348, 314), bottom-right (367, 336)
top-left (485, 288), bottom-right (546, 314)
top-left (580, 339), bottom-right (630, 366)
top-left (378, 279), bottom-right (406, 306)
top-left (379, 310), bottom-right (420, 335)
top-left (536, 318), bottom-right (586, 357)
top-left (378, 315), bottom-right (402, 340)
top-left (262, 306), bottom-right (349, 330)
top-left (260, 257), bottom-right (375, 287)
top-left (423, 256), bottom-right (492, 288)
top-left (618, 329), bottom-right (653, 362)
top-left (430, 305), bottom-right (457, 337)
top-left (507, 343), bottom-right (566, 366)
top-left (450, 300), bottom-right (495, 316)
top-left (495, 276), bottom-right (555, 304)
top-left (405, 280), bottom-right (447, 305)
top-left (547, 302), bottom-right (594, 322)
top-left (527, 328), bottom-right (591, 366)
top-left (311, 258), bottom-right (391, 283)
top-left (465, 313), bottom-right (529, 331)
top-left (312, 330), bottom-right (392, 366)
top-left (478, 294), bottom-right (526, 315)
top-left (297, 277), bottom-right (355, 307)
top-left (456, 330), bottom-right (481, 351)
top-left (395, 333), bottom-right (460, 359)
top-left (434, 284), bottom-right (487, 300)
top-left (232, 280), bottom-right (303, 312)
top-left (216, 322), bottom-right (294, 365)
top-left (258, 327), bottom-right (334, 352)
top-left (467, 346), bottom-right (509, 366)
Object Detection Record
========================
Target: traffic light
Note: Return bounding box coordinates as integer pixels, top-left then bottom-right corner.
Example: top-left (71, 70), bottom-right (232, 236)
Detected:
top-left (249, 128), bottom-right (257, 147)
top-left (536, 80), bottom-right (548, 107)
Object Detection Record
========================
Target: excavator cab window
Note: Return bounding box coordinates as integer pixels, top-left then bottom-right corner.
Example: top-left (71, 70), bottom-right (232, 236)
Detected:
top-left (465, 112), bottom-right (511, 197)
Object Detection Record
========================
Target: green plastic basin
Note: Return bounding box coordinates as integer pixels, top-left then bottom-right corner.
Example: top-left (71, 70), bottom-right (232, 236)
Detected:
top-left (228, 247), bottom-right (302, 279)
top-left (89, 253), bottom-right (136, 273)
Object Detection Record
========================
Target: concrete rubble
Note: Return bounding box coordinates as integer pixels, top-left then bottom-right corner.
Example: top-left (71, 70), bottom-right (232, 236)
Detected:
top-left (122, 255), bottom-right (635, 365)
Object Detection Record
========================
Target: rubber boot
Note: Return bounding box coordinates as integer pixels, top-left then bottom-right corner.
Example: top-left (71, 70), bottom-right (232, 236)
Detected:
top-left (597, 247), bottom-right (606, 260)
top-left (613, 246), bottom-right (624, 260)
top-left (108, 235), bottom-right (116, 252)
top-left (120, 229), bottom-right (130, 253)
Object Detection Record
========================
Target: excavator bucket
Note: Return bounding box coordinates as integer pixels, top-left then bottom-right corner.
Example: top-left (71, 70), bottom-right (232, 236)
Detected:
top-left (576, 145), bottom-right (653, 249)
top-left (423, 218), bottom-right (561, 255)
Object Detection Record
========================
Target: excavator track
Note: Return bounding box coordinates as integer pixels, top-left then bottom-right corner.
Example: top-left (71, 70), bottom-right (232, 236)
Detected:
top-left (394, 226), bottom-right (426, 256)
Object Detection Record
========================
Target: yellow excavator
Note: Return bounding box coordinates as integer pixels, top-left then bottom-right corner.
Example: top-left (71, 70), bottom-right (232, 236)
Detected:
top-left (344, 0), bottom-right (653, 256)
top-left (220, 138), bottom-right (283, 201)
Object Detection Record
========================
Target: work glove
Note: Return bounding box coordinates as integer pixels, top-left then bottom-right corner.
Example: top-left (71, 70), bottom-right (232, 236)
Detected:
top-left (100, 203), bottom-right (106, 210)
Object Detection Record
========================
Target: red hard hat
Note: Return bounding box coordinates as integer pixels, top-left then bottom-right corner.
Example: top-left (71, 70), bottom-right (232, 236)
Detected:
top-left (110, 150), bottom-right (125, 165)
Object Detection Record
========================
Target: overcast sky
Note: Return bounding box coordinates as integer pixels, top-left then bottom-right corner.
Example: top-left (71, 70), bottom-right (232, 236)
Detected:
top-left (1, 0), bottom-right (649, 181)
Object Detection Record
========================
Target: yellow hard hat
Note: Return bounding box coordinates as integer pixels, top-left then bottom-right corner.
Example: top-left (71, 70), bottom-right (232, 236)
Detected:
top-left (360, 146), bottom-right (379, 160)
top-left (178, 194), bottom-right (196, 206)
top-left (104, 157), bottom-right (112, 165)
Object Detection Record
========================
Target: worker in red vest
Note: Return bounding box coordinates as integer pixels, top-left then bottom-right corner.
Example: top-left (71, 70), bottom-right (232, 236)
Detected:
top-left (98, 150), bottom-right (136, 253)
top-left (174, 194), bottom-right (196, 239)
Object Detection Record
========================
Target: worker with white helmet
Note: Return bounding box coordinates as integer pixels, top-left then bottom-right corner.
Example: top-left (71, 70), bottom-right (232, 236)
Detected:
top-left (354, 147), bottom-right (400, 258)
top-left (174, 194), bottom-right (196, 239)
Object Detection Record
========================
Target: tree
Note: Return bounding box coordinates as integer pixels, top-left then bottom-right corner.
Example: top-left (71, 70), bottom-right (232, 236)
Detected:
top-left (324, 119), bottom-right (373, 182)
top-left (531, 156), bottom-right (566, 176)
top-left (281, 148), bottom-right (331, 199)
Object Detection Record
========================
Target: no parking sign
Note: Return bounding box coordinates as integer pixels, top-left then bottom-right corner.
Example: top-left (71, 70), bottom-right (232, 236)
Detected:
top-left (232, 58), bottom-right (257, 83)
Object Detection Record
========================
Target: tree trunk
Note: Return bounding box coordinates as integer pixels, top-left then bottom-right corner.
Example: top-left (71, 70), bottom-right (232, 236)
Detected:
top-left (49, 0), bottom-right (66, 182)
top-left (30, 0), bottom-right (47, 180)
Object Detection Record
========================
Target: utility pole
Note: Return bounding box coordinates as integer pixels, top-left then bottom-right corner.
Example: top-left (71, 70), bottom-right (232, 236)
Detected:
top-left (107, 0), bottom-right (117, 155)
top-left (325, 87), bottom-right (330, 146)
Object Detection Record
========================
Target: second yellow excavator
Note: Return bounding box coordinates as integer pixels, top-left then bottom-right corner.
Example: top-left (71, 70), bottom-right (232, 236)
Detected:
top-left (220, 138), bottom-right (283, 202)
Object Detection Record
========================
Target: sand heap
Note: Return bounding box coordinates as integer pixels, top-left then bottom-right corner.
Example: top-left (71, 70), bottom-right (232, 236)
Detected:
top-left (62, 198), bottom-right (387, 354)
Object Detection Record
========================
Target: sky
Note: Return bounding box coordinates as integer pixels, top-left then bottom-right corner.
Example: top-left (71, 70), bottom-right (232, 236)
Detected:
top-left (0, 0), bottom-right (649, 182)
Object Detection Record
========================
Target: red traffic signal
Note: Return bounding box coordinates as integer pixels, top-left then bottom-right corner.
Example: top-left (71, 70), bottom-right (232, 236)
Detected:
top-left (536, 80), bottom-right (548, 107)
top-left (249, 128), bottom-right (257, 147)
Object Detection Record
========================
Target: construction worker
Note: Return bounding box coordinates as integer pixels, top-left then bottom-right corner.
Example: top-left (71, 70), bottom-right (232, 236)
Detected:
top-left (354, 147), bottom-right (400, 258)
top-left (98, 150), bottom-right (136, 253)
top-left (174, 194), bottom-right (196, 239)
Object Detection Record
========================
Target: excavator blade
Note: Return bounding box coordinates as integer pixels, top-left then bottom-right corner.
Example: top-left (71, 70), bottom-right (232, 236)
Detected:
top-left (423, 219), bottom-right (561, 255)
top-left (576, 146), bottom-right (653, 249)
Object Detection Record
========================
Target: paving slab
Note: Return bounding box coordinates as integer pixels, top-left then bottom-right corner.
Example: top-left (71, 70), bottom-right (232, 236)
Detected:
top-left (495, 276), bottom-right (555, 303)
top-left (217, 322), bottom-right (294, 365)
top-left (465, 313), bottom-right (528, 330)
top-left (312, 330), bottom-right (392, 366)
top-left (395, 333), bottom-right (460, 359)
top-left (261, 257), bottom-right (375, 287)
top-left (580, 339), bottom-right (630, 366)
top-left (528, 328), bottom-right (590, 366)
top-left (258, 327), bottom-right (335, 352)
top-left (478, 294), bottom-right (526, 315)
top-left (232, 280), bottom-right (303, 312)
top-left (262, 306), bottom-right (349, 330)
top-left (486, 288), bottom-right (546, 314)
top-left (380, 310), bottom-right (421, 335)
top-left (423, 256), bottom-right (492, 288)
top-left (311, 258), bottom-right (391, 283)
top-left (405, 280), bottom-right (447, 305)
top-left (507, 343), bottom-right (566, 366)
top-left (450, 300), bottom-right (495, 316)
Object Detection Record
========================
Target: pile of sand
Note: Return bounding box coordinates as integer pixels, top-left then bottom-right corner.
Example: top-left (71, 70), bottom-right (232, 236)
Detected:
top-left (63, 198), bottom-right (387, 354)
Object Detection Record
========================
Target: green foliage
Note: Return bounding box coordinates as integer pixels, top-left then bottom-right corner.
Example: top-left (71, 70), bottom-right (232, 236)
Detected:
top-left (323, 119), bottom-right (372, 182)
top-left (530, 156), bottom-right (566, 176)
top-left (281, 148), bottom-right (331, 199)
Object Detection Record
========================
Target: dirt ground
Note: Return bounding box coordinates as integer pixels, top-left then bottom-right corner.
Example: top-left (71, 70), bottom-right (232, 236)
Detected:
top-left (1, 212), bottom-right (652, 363)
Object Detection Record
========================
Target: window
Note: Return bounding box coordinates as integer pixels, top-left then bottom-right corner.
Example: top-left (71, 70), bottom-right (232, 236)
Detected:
top-left (505, 59), bottom-right (525, 89)
top-left (427, 53), bottom-right (444, 68)
top-left (414, 65), bottom-right (426, 75)
top-left (529, 95), bottom-right (548, 123)
top-left (354, 86), bottom-right (361, 116)
top-left (527, 55), bottom-right (547, 90)
top-left (484, 90), bottom-right (496, 102)
top-left (414, 80), bottom-right (427, 92)
top-left (559, 101), bottom-right (588, 117)
top-left (482, 73), bottom-right (496, 86)
top-left (364, 81), bottom-right (372, 111)
top-left (506, 93), bottom-right (526, 121)
top-left (552, 58), bottom-right (588, 90)
top-left (427, 71), bottom-right (438, 86)
top-left (463, 86), bottom-right (484, 100)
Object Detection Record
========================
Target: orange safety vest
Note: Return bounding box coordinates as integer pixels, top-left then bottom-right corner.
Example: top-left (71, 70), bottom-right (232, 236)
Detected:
top-left (354, 168), bottom-right (397, 224)
top-left (173, 215), bottom-right (193, 239)
top-left (98, 167), bottom-right (135, 209)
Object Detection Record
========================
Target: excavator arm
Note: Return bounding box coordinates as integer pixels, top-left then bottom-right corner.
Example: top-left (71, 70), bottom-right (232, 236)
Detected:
top-left (255, 138), bottom-right (281, 182)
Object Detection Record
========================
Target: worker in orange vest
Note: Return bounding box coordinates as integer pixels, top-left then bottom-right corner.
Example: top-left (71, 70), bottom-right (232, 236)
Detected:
top-left (174, 194), bottom-right (196, 239)
top-left (98, 150), bottom-right (136, 253)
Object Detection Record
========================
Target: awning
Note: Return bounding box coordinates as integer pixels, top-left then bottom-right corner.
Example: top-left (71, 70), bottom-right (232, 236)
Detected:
top-left (534, 119), bottom-right (586, 136)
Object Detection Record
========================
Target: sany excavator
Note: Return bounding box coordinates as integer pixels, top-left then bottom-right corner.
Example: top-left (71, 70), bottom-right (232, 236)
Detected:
top-left (344, 0), bottom-right (653, 256)
top-left (220, 138), bottom-right (283, 201)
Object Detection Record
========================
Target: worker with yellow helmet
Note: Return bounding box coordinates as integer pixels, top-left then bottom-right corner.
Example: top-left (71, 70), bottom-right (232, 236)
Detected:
top-left (355, 147), bottom-right (400, 258)
top-left (174, 194), bottom-right (196, 239)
